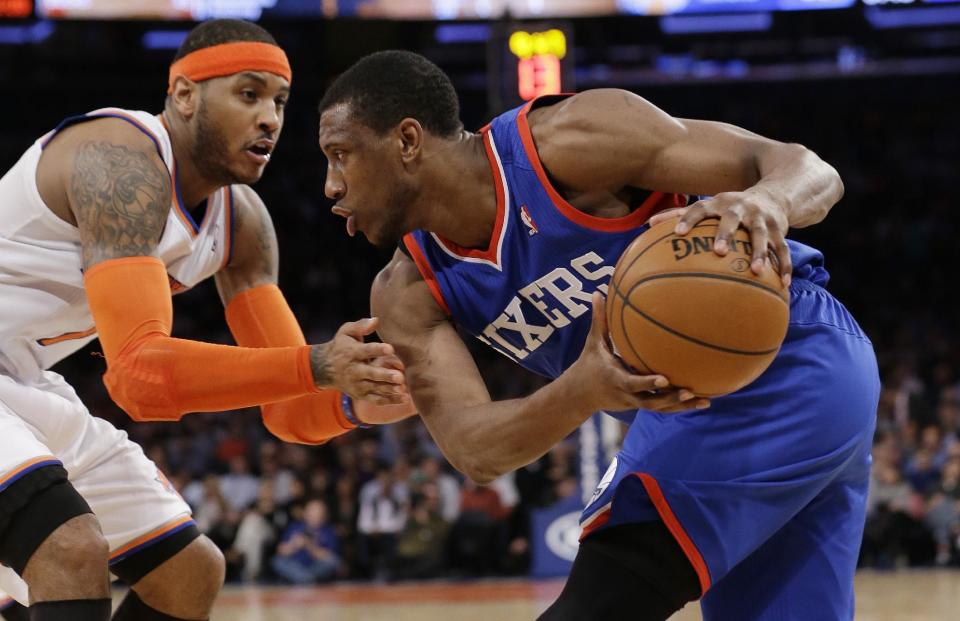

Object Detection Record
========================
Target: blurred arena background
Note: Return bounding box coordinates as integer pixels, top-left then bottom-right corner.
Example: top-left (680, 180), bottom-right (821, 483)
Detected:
top-left (1, 0), bottom-right (959, 618)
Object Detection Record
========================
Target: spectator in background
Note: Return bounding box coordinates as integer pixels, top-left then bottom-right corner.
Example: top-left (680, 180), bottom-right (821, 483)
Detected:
top-left (193, 474), bottom-right (230, 534)
top-left (919, 424), bottom-right (950, 469)
top-left (271, 499), bottom-right (341, 584)
top-left (393, 483), bottom-right (451, 580)
top-left (259, 442), bottom-right (297, 505)
top-left (221, 455), bottom-right (261, 512)
top-left (924, 457), bottom-right (960, 566)
top-left (216, 418), bottom-right (252, 465)
top-left (357, 464), bottom-right (409, 580)
top-left (229, 482), bottom-right (281, 582)
top-left (330, 475), bottom-right (361, 576)
top-left (862, 462), bottom-right (934, 567)
top-left (451, 478), bottom-right (507, 576)
top-left (937, 401), bottom-right (960, 447)
top-left (905, 447), bottom-right (942, 497)
top-left (412, 456), bottom-right (462, 523)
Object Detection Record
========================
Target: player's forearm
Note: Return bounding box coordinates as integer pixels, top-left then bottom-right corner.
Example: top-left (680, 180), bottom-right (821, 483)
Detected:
top-left (424, 374), bottom-right (595, 484)
top-left (753, 143), bottom-right (844, 228)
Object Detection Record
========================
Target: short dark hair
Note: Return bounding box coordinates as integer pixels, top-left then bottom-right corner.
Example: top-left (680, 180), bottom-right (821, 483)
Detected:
top-left (318, 50), bottom-right (461, 138)
top-left (173, 19), bottom-right (278, 62)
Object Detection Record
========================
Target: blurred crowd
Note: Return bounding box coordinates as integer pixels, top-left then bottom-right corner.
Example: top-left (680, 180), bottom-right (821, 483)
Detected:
top-left (122, 412), bottom-right (579, 584)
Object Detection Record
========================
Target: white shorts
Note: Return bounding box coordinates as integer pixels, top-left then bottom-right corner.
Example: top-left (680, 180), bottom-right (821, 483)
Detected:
top-left (0, 370), bottom-right (192, 605)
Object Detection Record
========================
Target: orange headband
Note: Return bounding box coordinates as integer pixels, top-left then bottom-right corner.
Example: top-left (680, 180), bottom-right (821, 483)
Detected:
top-left (167, 41), bottom-right (292, 94)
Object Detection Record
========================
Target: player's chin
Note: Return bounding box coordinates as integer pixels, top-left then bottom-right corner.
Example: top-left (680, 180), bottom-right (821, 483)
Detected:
top-left (233, 164), bottom-right (265, 185)
top-left (368, 228), bottom-right (401, 249)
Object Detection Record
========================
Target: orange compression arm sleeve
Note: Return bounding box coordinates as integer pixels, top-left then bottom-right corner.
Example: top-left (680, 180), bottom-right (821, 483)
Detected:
top-left (224, 283), bottom-right (356, 444)
top-left (83, 257), bottom-right (320, 422)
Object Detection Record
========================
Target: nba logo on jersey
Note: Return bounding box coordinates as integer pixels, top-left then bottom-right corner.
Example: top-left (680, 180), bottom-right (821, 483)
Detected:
top-left (520, 205), bottom-right (539, 236)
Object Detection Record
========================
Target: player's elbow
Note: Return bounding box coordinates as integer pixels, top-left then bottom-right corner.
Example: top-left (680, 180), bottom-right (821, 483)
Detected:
top-left (456, 455), bottom-right (503, 485)
top-left (100, 335), bottom-right (184, 422)
top-left (103, 357), bottom-right (181, 422)
top-left (793, 144), bottom-right (844, 226)
top-left (260, 404), bottom-right (330, 446)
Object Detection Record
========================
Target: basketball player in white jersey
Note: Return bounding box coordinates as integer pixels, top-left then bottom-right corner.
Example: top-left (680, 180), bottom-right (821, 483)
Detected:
top-left (0, 19), bottom-right (412, 621)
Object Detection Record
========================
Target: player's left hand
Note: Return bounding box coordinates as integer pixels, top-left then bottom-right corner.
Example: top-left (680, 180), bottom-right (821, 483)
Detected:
top-left (352, 355), bottom-right (418, 425)
top-left (649, 190), bottom-right (792, 287)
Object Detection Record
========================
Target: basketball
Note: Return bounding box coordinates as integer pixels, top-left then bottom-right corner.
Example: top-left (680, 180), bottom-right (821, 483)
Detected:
top-left (606, 217), bottom-right (790, 397)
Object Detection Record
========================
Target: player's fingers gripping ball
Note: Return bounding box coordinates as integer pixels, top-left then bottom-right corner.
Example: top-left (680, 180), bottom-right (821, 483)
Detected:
top-left (606, 217), bottom-right (790, 397)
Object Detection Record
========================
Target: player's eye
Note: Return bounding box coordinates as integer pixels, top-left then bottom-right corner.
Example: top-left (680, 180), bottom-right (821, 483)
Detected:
top-left (241, 90), bottom-right (257, 102)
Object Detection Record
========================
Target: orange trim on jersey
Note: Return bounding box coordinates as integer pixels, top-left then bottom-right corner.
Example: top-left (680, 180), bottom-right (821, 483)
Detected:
top-left (403, 234), bottom-right (452, 315)
top-left (516, 98), bottom-right (673, 233)
top-left (0, 455), bottom-right (61, 490)
top-left (109, 515), bottom-right (194, 561)
top-left (169, 158), bottom-right (197, 237)
top-left (0, 456), bottom-right (60, 488)
top-left (221, 186), bottom-right (234, 268)
top-left (37, 326), bottom-right (97, 347)
top-left (432, 131), bottom-right (507, 264)
top-left (636, 473), bottom-right (712, 596)
top-left (579, 504), bottom-right (612, 540)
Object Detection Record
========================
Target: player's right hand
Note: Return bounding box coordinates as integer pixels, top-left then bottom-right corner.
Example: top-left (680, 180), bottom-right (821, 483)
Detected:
top-left (566, 293), bottom-right (709, 414)
top-left (310, 317), bottom-right (409, 405)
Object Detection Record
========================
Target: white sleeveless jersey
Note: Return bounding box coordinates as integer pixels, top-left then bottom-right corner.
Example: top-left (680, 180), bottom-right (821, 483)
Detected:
top-left (0, 107), bottom-right (234, 381)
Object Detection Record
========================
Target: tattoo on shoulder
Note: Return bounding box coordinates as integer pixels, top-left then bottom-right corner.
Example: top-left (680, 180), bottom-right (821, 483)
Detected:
top-left (70, 140), bottom-right (171, 268)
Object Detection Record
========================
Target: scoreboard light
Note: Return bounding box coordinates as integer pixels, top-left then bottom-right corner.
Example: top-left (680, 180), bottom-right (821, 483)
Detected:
top-left (0, 0), bottom-right (31, 18)
top-left (508, 28), bottom-right (567, 101)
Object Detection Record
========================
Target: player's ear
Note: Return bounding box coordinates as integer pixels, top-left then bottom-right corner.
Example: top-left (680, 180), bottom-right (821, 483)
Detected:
top-left (397, 118), bottom-right (423, 164)
top-left (169, 77), bottom-right (200, 119)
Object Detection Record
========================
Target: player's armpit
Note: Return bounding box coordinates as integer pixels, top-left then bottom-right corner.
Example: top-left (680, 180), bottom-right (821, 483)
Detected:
top-left (85, 257), bottom-right (320, 422)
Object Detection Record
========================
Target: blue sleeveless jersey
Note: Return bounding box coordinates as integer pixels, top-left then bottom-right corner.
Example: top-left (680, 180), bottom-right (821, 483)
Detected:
top-left (405, 98), bottom-right (877, 618)
top-left (403, 96), bottom-right (827, 381)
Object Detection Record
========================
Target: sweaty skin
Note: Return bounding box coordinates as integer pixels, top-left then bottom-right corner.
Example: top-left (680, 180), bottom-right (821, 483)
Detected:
top-left (321, 88), bottom-right (843, 483)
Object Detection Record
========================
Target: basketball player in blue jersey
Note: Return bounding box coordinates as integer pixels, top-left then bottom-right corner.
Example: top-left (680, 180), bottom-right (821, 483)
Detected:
top-left (318, 51), bottom-right (879, 620)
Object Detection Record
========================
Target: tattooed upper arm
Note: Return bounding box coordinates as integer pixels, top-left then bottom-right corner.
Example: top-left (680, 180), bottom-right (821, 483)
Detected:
top-left (68, 137), bottom-right (171, 269)
top-left (213, 184), bottom-right (279, 306)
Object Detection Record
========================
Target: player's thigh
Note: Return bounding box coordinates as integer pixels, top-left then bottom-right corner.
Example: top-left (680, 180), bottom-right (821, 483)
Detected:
top-left (539, 521), bottom-right (700, 621)
top-left (0, 376), bottom-right (96, 605)
top-left (67, 415), bottom-right (198, 585)
top-left (701, 477), bottom-right (869, 621)
top-left (3, 371), bottom-right (200, 586)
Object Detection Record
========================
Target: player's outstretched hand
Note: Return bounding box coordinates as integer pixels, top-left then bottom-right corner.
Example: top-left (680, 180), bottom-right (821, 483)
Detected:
top-left (649, 192), bottom-right (792, 287)
top-left (566, 293), bottom-right (708, 414)
top-left (310, 317), bottom-right (409, 405)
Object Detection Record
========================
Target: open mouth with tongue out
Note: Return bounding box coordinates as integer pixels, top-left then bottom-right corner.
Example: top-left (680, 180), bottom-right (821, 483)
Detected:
top-left (332, 205), bottom-right (357, 236)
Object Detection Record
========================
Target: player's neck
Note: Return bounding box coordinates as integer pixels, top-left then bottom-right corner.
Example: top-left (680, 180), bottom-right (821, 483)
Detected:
top-left (162, 112), bottom-right (223, 209)
top-left (418, 131), bottom-right (499, 249)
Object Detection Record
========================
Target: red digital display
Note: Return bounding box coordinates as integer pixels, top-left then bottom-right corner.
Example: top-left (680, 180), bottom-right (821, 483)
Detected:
top-left (0, 0), bottom-right (31, 18)
top-left (510, 29), bottom-right (567, 101)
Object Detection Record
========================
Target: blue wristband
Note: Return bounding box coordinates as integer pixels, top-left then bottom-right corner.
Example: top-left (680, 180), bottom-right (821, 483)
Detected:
top-left (341, 394), bottom-right (371, 429)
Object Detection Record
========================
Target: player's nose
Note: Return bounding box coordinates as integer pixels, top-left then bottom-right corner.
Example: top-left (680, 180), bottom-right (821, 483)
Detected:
top-left (325, 170), bottom-right (345, 200)
top-left (257, 104), bottom-right (281, 134)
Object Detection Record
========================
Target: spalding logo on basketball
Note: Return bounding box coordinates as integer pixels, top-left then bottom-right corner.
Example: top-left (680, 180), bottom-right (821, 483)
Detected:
top-left (606, 217), bottom-right (790, 397)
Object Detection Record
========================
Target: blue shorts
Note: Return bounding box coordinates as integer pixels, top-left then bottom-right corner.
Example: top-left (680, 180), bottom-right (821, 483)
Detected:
top-left (580, 277), bottom-right (880, 621)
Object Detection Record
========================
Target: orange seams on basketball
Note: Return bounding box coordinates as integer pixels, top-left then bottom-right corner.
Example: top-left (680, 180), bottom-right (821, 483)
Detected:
top-left (606, 217), bottom-right (790, 397)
